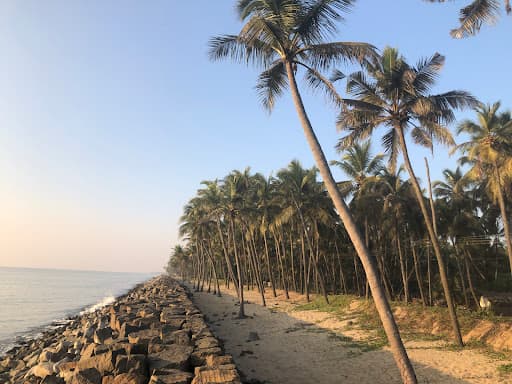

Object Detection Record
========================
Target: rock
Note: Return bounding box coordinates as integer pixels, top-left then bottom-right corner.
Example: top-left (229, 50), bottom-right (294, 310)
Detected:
top-left (119, 323), bottom-right (141, 339)
top-left (148, 345), bottom-right (194, 373)
top-left (114, 354), bottom-right (147, 376)
top-left (68, 368), bottom-right (101, 384)
top-left (247, 332), bottom-right (259, 342)
top-left (77, 351), bottom-right (115, 375)
top-left (195, 337), bottom-right (218, 350)
top-left (148, 369), bottom-right (193, 384)
top-left (81, 344), bottom-right (98, 359)
top-left (128, 329), bottom-right (160, 345)
top-left (205, 355), bottom-right (233, 367)
top-left (169, 330), bottom-right (192, 346)
top-left (112, 372), bottom-right (147, 384)
top-left (190, 347), bottom-right (222, 367)
top-left (191, 365), bottom-right (240, 384)
top-left (41, 374), bottom-right (65, 384)
top-left (52, 357), bottom-right (72, 374)
top-left (94, 327), bottom-right (113, 345)
top-left (29, 362), bottom-right (54, 379)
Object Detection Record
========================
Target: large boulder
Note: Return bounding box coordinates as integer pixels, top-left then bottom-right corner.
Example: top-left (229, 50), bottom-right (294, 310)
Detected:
top-left (148, 369), bottom-right (193, 384)
top-left (94, 327), bottom-right (113, 345)
top-left (114, 354), bottom-right (147, 376)
top-left (148, 345), bottom-right (194, 374)
top-left (128, 329), bottom-right (160, 346)
top-left (29, 362), bottom-right (54, 379)
top-left (67, 368), bottom-right (102, 384)
top-left (77, 351), bottom-right (115, 375)
top-left (112, 372), bottom-right (147, 384)
top-left (191, 365), bottom-right (240, 384)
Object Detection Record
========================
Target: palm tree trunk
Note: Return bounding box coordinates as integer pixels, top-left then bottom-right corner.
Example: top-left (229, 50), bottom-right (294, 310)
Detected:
top-left (494, 163), bottom-right (512, 275)
top-left (285, 60), bottom-right (417, 384)
top-left (396, 126), bottom-right (463, 346)
top-left (263, 231), bottom-right (277, 297)
top-left (411, 240), bottom-right (426, 307)
top-left (230, 217), bottom-right (245, 318)
top-left (396, 226), bottom-right (409, 304)
top-left (216, 219), bottom-right (239, 298)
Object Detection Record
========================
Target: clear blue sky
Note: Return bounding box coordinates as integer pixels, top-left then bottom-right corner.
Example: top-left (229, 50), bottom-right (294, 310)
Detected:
top-left (1, 1), bottom-right (510, 272)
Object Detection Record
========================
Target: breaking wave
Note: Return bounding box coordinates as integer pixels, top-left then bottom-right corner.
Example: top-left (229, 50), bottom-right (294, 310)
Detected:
top-left (80, 295), bottom-right (116, 315)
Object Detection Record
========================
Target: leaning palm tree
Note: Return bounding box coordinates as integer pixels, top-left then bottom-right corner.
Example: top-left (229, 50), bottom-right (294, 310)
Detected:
top-left (337, 47), bottom-right (479, 346)
top-left (209, 1), bottom-right (417, 382)
top-left (425, 0), bottom-right (511, 38)
top-left (455, 102), bottom-right (512, 274)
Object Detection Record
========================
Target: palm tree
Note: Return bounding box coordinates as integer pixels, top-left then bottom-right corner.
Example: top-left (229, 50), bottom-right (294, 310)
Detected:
top-left (209, 1), bottom-right (417, 382)
top-left (455, 102), bottom-right (512, 274)
top-left (337, 46), bottom-right (479, 346)
top-left (425, 0), bottom-right (511, 38)
top-left (331, 139), bottom-right (384, 198)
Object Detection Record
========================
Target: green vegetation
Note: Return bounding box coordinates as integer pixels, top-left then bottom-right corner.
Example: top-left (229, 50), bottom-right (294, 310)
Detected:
top-left (498, 363), bottom-right (512, 374)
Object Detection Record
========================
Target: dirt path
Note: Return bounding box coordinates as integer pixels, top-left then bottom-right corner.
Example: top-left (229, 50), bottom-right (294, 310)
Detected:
top-left (188, 283), bottom-right (512, 384)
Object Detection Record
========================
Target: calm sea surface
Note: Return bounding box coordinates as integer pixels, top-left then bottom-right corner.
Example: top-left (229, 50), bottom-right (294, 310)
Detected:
top-left (0, 267), bottom-right (156, 355)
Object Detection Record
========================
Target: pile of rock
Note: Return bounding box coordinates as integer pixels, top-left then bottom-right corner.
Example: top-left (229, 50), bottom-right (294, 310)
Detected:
top-left (0, 276), bottom-right (241, 384)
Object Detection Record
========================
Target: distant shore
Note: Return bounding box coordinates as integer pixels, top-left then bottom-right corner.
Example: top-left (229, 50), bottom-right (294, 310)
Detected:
top-left (0, 275), bottom-right (240, 384)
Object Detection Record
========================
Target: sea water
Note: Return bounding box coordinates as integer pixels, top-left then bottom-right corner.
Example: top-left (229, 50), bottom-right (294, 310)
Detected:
top-left (0, 267), bottom-right (155, 355)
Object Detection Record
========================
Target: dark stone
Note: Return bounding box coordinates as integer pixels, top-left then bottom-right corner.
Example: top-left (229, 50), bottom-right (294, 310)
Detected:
top-left (148, 345), bottom-right (194, 374)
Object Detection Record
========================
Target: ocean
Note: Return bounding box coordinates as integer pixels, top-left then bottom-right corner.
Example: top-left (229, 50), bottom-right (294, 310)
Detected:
top-left (0, 267), bottom-right (156, 355)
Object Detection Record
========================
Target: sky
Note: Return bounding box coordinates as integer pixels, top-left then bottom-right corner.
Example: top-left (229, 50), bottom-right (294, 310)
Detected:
top-left (0, 1), bottom-right (511, 273)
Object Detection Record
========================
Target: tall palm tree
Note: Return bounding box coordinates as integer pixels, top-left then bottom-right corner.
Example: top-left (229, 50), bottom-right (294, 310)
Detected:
top-left (209, 1), bottom-right (417, 382)
top-left (337, 46), bottom-right (479, 346)
top-left (425, 0), bottom-right (511, 38)
top-left (455, 102), bottom-right (512, 274)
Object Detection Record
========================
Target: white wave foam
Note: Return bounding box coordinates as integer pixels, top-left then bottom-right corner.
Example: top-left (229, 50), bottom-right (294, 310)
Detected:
top-left (80, 295), bottom-right (116, 315)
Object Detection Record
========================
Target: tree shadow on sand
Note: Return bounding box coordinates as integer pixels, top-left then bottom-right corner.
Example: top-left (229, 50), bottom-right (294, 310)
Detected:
top-left (188, 285), bottom-right (504, 384)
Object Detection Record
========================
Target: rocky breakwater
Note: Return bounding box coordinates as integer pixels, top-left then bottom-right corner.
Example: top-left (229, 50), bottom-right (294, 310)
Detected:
top-left (0, 276), bottom-right (241, 384)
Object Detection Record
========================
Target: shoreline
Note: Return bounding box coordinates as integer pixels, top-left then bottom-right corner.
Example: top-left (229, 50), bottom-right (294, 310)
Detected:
top-left (0, 275), bottom-right (241, 384)
top-left (0, 278), bottom-right (151, 358)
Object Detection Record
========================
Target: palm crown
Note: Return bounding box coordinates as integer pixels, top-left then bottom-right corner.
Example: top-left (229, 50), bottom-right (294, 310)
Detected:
top-left (337, 47), bottom-right (479, 171)
top-left (209, 0), bottom-right (376, 110)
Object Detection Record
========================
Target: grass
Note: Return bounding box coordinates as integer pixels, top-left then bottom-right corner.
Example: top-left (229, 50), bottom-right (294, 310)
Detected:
top-left (498, 363), bottom-right (512, 374)
top-left (291, 292), bottom-right (512, 362)
top-left (294, 294), bottom-right (355, 313)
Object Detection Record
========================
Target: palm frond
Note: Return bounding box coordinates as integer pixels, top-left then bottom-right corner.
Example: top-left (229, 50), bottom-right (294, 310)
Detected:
top-left (345, 71), bottom-right (384, 107)
top-left (240, 16), bottom-right (287, 54)
top-left (302, 42), bottom-right (377, 70)
top-left (208, 34), bottom-right (275, 67)
top-left (301, 62), bottom-right (344, 107)
top-left (450, 0), bottom-right (501, 38)
top-left (430, 91), bottom-right (481, 112)
top-left (256, 60), bottom-right (288, 111)
top-left (411, 126), bottom-right (434, 151)
top-left (411, 52), bottom-right (445, 94)
top-left (296, 0), bottom-right (354, 44)
top-left (330, 69), bottom-right (346, 83)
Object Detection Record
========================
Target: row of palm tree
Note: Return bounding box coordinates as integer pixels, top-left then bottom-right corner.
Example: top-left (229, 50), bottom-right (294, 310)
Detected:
top-left (171, 1), bottom-right (510, 382)
top-left (172, 118), bottom-right (511, 310)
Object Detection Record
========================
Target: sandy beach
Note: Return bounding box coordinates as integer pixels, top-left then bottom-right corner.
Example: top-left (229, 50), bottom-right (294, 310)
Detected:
top-left (189, 283), bottom-right (512, 384)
